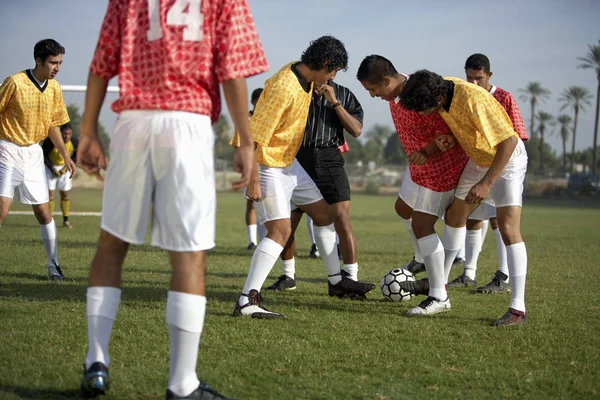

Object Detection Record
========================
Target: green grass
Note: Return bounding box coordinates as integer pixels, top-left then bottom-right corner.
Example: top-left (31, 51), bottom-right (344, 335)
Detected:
top-left (1, 190), bottom-right (600, 399)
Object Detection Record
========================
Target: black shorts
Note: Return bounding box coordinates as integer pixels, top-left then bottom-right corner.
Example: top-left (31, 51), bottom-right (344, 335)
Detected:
top-left (296, 146), bottom-right (351, 204)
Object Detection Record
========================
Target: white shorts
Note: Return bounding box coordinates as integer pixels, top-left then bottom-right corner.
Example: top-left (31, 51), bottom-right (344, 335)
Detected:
top-left (255, 159), bottom-right (323, 224)
top-left (469, 202), bottom-right (497, 220)
top-left (46, 166), bottom-right (73, 191)
top-left (455, 139), bottom-right (528, 208)
top-left (398, 171), bottom-right (455, 218)
top-left (101, 110), bottom-right (215, 252)
top-left (0, 140), bottom-right (49, 205)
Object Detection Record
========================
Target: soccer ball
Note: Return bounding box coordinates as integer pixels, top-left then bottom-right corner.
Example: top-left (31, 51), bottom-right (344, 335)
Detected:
top-left (380, 268), bottom-right (416, 302)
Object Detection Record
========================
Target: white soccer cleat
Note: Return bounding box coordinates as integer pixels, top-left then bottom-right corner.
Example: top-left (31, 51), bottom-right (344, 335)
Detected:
top-left (405, 296), bottom-right (451, 316)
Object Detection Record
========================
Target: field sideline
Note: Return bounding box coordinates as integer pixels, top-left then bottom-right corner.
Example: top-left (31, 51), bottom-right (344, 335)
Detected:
top-left (1, 189), bottom-right (600, 399)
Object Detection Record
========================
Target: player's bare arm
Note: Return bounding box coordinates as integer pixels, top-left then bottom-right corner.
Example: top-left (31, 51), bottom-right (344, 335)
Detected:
top-left (78, 73), bottom-right (109, 174)
top-left (316, 84), bottom-right (362, 137)
top-left (48, 126), bottom-right (76, 177)
top-left (244, 146), bottom-right (262, 202)
top-left (222, 78), bottom-right (255, 191)
top-left (466, 135), bottom-right (518, 205)
top-left (408, 140), bottom-right (439, 165)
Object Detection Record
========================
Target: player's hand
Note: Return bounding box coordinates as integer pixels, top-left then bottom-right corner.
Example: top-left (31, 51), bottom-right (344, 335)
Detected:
top-left (77, 134), bottom-right (108, 175)
top-left (408, 150), bottom-right (429, 165)
top-left (245, 179), bottom-right (262, 202)
top-left (64, 158), bottom-right (77, 178)
top-left (315, 84), bottom-right (337, 105)
top-left (435, 134), bottom-right (457, 152)
top-left (93, 171), bottom-right (105, 183)
top-left (466, 180), bottom-right (491, 205)
top-left (231, 143), bottom-right (255, 191)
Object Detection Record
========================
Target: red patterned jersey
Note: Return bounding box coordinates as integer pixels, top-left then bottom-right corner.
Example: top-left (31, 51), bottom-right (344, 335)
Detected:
top-left (90, 0), bottom-right (268, 123)
top-left (491, 86), bottom-right (528, 141)
top-left (389, 99), bottom-right (469, 192)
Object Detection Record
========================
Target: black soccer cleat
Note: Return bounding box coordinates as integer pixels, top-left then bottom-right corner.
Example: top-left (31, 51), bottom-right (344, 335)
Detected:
top-left (399, 278), bottom-right (430, 296)
top-left (309, 243), bottom-right (320, 259)
top-left (403, 258), bottom-right (426, 275)
top-left (328, 276), bottom-right (375, 299)
top-left (80, 362), bottom-right (109, 397)
top-left (266, 275), bottom-right (297, 291)
top-left (448, 274), bottom-right (477, 287)
top-left (166, 381), bottom-right (233, 400)
top-left (48, 260), bottom-right (64, 281)
top-left (246, 243), bottom-right (257, 251)
top-left (477, 270), bottom-right (511, 294)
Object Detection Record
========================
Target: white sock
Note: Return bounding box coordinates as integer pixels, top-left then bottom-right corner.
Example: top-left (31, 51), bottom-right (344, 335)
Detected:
top-left (401, 217), bottom-right (424, 263)
top-left (40, 219), bottom-right (58, 266)
top-left (418, 234), bottom-right (446, 301)
top-left (441, 225), bottom-right (467, 283)
top-left (456, 242), bottom-right (465, 260)
top-left (85, 286), bottom-right (121, 369)
top-left (343, 263), bottom-right (358, 281)
top-left (313, 224), bottom-right (341, 284)
top-left (257, 222), bottom-right (267, 243)
top-left (481, 219), bottom-right (490, 245)
top-left (464, 229), bottom-right (482, 280)
top-left (247, 224), bottom-right (257, 245)
top-left (281, 258), bottom-right (295, 279)
top-left (506, 242), bottom-right (527, 313)
top-left (493, 228), bottom-right (509, 280)
top-left (306, 216), bottom-right (316, 245)
top-left (239, 238), bottom-right (283, 306)
top-left (166, 291), bottom-right (206, 397)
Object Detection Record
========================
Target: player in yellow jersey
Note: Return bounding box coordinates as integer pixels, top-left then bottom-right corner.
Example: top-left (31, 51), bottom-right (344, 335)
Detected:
top-left (399, 70), bottom-right (528, 326)
top-left (43, 123), bottom-right (77, 228)
top-left (229, 88), bottom-right (266, 250)
top-left (232, 36), bottom-right (375, 319)
top-left (0, 39), bottom-right (75, 281)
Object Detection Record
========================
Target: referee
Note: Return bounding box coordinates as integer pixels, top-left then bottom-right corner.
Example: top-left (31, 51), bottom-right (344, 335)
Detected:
top-left (267, 79), bottom-right (365, 291)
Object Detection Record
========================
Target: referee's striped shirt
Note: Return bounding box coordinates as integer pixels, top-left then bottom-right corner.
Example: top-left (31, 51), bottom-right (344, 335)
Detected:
top-left (302, 81), bottom-right (364, 149)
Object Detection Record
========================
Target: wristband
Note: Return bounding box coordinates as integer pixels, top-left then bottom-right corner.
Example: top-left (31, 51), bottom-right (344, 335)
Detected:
top-left (332, 101), bottom-right (341, 108)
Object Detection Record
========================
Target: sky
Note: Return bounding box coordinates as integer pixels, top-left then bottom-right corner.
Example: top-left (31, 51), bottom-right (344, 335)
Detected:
top-left (1, 0), bottom-right (599, 154)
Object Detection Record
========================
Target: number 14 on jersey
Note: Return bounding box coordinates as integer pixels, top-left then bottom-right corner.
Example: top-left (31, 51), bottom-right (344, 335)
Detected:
top-left (147, 0), bottom-right (204, 42)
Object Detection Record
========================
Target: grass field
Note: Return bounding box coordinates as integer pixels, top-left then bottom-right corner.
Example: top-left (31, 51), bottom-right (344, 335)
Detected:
top-left (1, 189), bottom-right (600, 399)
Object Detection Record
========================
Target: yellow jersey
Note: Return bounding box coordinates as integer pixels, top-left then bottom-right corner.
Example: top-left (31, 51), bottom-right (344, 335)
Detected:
top-left (250, 62), bottom-right (313, 168)
top-left (439, 77), bottom-right (517, 167)
top-left (0, 70), bottom-right (69, 146)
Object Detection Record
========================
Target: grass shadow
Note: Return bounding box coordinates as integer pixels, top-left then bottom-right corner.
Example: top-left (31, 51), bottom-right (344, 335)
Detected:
top-left (0, 385), bottom-right (81, 399)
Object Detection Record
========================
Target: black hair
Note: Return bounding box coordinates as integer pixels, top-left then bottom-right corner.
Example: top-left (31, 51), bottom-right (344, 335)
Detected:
top-left (464, 53), bottom-right (491, 73)
top-left (301, 36), bottom-right (348, 72)
top-left (356, 55), bottom-right (398, 84)
top-left (398, 70), bottom-right (448, 112)
top-left (60, 122), bottom-right (72, 133)
top-left (34, 39), bottom-right (66, 63)
top-left (251, 88), bottom-right (263, 103)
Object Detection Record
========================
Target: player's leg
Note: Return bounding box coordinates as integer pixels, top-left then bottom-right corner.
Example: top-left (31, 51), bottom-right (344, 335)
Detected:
top-left (489, 139), bottom-right (528, 326)
top-left (19, 144), bottom-right (63, 279)
top-left (306, 214), bottom-right (319, 258)
top-left (266, 210), bottom-right (302, 291)
top-left (294, 160), bottom-right (375, 298)
top-left (48, 189), bottom-right (56, 217)
top-left (395, 173), bottom-right (426, 275)
top-left (477, 207), bottom-right (511, 294)
top-left (81, 112), bottom-right (154, 396)
top-left (60, 190), bottom-right (72, 228)
top-left (0, 197), bottom-right (13, 226)
top-left (403, 186), bottom-right (454, 316)
top-left (330, 200), bottom-right (358, 280)
top-left (234, 163), bottom-right (295, 318)
top-left (0, 141), bottom-right (22, 227)
top-left (245, 198), bottom-right (257, 250)
top-left (449, 207), bottom-right (484, 287)
top-left (46, 166), bottom-right (57, 217)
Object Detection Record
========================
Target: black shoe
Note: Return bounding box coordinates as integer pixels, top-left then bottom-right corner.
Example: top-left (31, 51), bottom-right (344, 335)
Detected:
top-left (403, 258), bottom-right (426, 275)
top-left (80, 362), bottom-right (109, 397)
top-left (266, 275), bottom-right (297, 291)
top-left (477, 270), bottom-right (511, 294)
top-left (399, 278), bottom-right (430, 296)
top-left (448, 274), bottom-right (477, 287)
top-left (453, 256), bottom-right (465, 265)
top-left (166, 381), bottom-right (232, 400)
top-left (328, 276), bottom-right (375, 299)
top-left (232, 289), bottom-right (284, 319)
top-left (309, 243), bottom-right (320, 259)
top-left (246, 243), bottom-right (257, 251)
top-left (48, 260), bottom-right (64, 281)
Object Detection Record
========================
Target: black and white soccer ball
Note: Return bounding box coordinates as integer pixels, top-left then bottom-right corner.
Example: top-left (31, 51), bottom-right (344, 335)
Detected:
top-left (380, 268), bottom-right (416, 302)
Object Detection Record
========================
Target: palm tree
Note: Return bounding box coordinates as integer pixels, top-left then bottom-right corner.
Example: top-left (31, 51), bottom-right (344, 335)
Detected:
top-left (519, 82), bottom-right (551, 140)
top-left (536, 111), bottom-right (554, 174)
top-left (558, 86), bottom-right (593, 173)
top-left (365, 124), bottom-right (392, 145)
top-left (578, 40), bottom-right (600, 177)
top-left (557, 115), bottom-right (572, 173)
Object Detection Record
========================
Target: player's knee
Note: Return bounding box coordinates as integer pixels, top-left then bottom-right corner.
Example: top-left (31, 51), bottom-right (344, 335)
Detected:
top-left (466, 219), bottom-right (483, 230)
top-left (33, 208), bottom-right (52, 225)
top-left (497, 220), bottom-right (521, 245)
top-left (395, 197), bottom-right (412, 220)
top-left (489, 217), bottom-right (499, 230)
